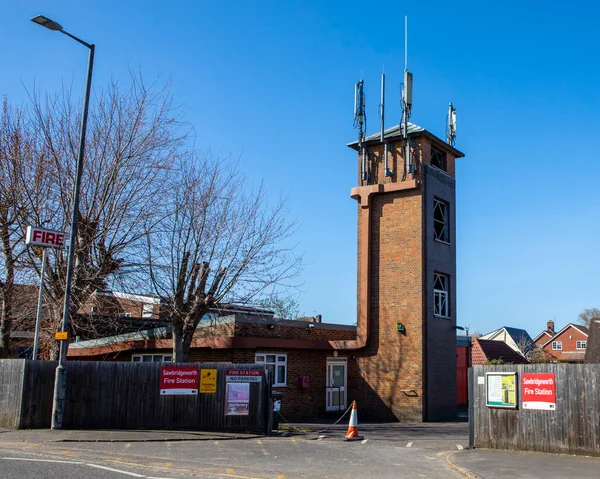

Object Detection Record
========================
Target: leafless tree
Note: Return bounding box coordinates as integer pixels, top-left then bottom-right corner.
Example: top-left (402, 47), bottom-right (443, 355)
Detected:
top-left (146, 154), bottom-right (302, 362)
top-left (25, 75), bottom-right (185, 357)
top-left (578, 308), bottom-right (600, 329)
top-left (0, 98), bottom-right (50, 357)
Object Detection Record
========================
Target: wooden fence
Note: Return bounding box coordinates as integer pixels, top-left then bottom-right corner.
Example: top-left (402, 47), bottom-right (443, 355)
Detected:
top-left (470, 364), bottom-right (600, 456)
top-left (0, 360), bottom-right (272, 434)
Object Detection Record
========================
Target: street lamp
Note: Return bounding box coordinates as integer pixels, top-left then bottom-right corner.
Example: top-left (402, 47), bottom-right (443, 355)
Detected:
top-left (31, 15), bottom-right (95, 430)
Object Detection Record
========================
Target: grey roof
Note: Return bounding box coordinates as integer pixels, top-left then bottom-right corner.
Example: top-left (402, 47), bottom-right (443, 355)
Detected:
top-left (70, 327), bottom-right (170, 349)
top-left (347, 122), bottom-right (424, 148)
top-left (347, 121), bottom-right (465, 158)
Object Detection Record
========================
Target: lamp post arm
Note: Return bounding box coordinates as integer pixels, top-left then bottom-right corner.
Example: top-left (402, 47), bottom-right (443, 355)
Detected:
top-left (60, 29), bottom-right (93, 49)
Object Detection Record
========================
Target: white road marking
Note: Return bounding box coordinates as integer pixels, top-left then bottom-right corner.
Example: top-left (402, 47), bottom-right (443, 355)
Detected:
top-left (87, 463), bottom-right (145, 477)
top-left (456, 444), bottom-right (464, 450)
top-left (317, 435), bottom-right (325, 441)
top-left (2, 457), bottom-right (84, 464)
top-left (406, 442), bottom-right (413, 448)
top-left (361, 439), bottom-right (368, 444)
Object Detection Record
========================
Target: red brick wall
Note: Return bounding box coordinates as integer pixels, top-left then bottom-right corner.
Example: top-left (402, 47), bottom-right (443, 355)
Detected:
top-left (353, 188), bottom-right (425, 421)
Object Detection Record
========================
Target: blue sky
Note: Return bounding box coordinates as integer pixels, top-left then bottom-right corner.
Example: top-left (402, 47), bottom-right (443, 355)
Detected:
top-left (3, 1), bottom-right (599, 336)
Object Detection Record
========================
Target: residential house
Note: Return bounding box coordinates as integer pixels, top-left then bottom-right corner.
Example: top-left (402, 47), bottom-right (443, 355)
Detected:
top-left (532, 320), bottom-right (556, 347)
top-left (540, 323), bottom-right (588, 363)
top-left (479, 326), bottom-right (535, 358)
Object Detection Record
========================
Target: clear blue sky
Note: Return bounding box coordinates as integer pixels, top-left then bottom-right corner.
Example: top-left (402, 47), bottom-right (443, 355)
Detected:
top-left (3, 1), bottom-right (599, 336)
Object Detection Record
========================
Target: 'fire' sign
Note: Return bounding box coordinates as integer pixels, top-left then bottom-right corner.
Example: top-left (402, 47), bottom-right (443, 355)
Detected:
top-left (26, 226), bottom-right (66, 249)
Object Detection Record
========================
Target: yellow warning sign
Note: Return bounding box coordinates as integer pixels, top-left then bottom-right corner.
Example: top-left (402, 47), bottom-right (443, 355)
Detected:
top-left (55, 331), bottom-right (68, 341)
top-left (200, 369), bottom-right (217, 393)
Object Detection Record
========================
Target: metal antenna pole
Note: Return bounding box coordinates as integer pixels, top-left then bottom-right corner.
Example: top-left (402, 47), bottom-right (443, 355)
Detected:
top-left (32, 249), bottom-right (47, 360)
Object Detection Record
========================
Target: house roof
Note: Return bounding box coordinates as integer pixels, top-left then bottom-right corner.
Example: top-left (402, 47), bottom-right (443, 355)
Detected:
top-left (346, 122), bottom-right (465, 158)
top-left (585, 320), bottom-right (600, 363)
top-left (480, 326), bottom-right (535, 356)
top-left (476, 339), bottom-right (529, 364)
top-left (533, 330), bottom-right (553, 343)
top-left (540, 323), bottom-right (589, 349)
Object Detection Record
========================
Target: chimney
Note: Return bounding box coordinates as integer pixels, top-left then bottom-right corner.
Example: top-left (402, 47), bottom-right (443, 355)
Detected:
top-left (547, 320), bottom-right (555, 334)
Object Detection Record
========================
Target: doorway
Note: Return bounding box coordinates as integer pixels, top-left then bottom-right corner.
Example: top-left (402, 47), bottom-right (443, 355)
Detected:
top-left (326, 358), bottom-right (347, 412)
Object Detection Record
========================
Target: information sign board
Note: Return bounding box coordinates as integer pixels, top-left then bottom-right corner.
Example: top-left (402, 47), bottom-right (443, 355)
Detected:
top-left (486, 372), bottom-right (517, 408)
top-left (226, 383), bottom-right (250, 415)
top-left (200, 368), bottom-right (217, 393)
top-left (26, 226), bottom-right (66, 249)
top-left (522, 373), bottom-right (556, 410)
top-left (160, 366), bottom-right (199, 395)
top-left (226, 369), bottom-right (262, 382)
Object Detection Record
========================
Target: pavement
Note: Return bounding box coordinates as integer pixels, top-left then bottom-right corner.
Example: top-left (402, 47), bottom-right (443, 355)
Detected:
top-left (2, 423), bottom-right (600, 478)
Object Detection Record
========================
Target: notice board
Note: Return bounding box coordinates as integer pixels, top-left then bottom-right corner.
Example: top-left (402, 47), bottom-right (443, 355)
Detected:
top-left (486, 372), bottom-right (517, 408)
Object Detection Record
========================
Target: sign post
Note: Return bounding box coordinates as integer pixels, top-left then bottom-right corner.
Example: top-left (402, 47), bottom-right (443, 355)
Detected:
top-left (26, 226), bottom-right (67, 360)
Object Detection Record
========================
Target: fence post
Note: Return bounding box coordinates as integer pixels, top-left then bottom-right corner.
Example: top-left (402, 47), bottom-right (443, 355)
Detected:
top-left (468, 366), bottom-right (475, 449)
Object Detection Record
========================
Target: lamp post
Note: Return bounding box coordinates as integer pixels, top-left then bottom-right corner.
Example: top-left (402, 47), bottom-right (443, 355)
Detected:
top-left (31, 15), bottom-right (95, 430)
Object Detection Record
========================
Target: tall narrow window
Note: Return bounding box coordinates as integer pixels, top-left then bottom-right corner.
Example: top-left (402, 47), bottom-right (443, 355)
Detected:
top-left (434, 273), bottom-right (449, 318)
top-left (433, 199), bottom-right (449, 243)
top-left (431, 146), bottom-right (446, 170)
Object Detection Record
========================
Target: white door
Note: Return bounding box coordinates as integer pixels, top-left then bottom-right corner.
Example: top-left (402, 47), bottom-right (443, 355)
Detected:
top-left (326, 358), bottom-right (347, 412)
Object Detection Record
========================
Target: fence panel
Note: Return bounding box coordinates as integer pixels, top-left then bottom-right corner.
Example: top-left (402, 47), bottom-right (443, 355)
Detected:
top-left (471, 364), bottom-right (600, 456)
top-left (0, 360), bottom-right (271, 433)
top-left (0, 359), bottom-right (25, 428)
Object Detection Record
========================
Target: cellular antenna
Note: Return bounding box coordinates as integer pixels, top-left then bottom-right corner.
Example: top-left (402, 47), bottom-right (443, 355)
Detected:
top-left (380, 67), bottom-right (392, 177)
top-left (401, 15), bottom-right (413, 179)
top-left (446, 102), bottom-right (457, 146)
top-left (354, 78), bottom-right (368, 182)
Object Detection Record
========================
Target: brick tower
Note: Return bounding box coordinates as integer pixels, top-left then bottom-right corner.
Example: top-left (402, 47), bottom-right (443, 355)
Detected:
top-left (346, 122), bottom-right (464, 421)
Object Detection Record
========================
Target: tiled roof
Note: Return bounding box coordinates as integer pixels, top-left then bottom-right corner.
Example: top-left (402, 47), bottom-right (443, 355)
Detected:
top-left (476, 339), bottom-right (529, 364)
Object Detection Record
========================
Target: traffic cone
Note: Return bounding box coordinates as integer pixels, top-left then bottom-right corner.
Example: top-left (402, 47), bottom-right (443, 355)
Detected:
top-left (343, 400), bottom-right (364, 441)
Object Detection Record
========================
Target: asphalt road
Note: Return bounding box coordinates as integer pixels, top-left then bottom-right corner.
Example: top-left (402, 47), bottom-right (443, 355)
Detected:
top-left (0, 435), bottom-right (463, 478)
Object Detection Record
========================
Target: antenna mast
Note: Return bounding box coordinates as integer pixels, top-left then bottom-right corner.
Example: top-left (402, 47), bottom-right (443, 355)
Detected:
top-left (446, 102), bottom-right (457, 146)
top-left (354, 78), bottom-right (367, 182)
top-left (401, 15), bottom-right (413, 179)
top-left (380, 67), bottom-right (392, 177)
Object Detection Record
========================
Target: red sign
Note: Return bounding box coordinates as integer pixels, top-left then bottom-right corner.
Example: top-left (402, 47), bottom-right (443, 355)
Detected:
top-left (160, 366), bottom-right (199, 395)
top-left (226, 369), bottom-right (263, 382)
top-left (522, 373), bottom-right (556, 410)
top-left (26, 226), bottom-right (66, 248)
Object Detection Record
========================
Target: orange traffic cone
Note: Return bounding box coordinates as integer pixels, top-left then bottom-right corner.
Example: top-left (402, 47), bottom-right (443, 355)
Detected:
top-left (343, 400), bottom-right (364, 441)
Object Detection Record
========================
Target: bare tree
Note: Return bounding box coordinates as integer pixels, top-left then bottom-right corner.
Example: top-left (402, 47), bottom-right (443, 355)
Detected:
top-left (0, 98), bottom-right (50, 357)
top-left (146, 154), bottom-right (302, 362)
top-left (578, 308), bottom-right (600, 329)
top-left (25, 75), bottom-right (184, 356)
top-left (258, 293), bottom-right (302, 320)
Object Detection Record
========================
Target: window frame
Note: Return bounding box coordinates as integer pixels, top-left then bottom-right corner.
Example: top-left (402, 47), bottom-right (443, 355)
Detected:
top-left (131, 353), bottom-right (172, 362)
top-left (552, 341), bottom-right (562, 351)
top-left (433, 198), bottom-right (450, 244)
top-left (431, 146), bottom-right (447, 171)
top-left (255, 353), bottom-right (288, 387)
top-left (433, 273), bottom-right (450, 318)
top-left (576, 340), bottom-right (587, 350)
